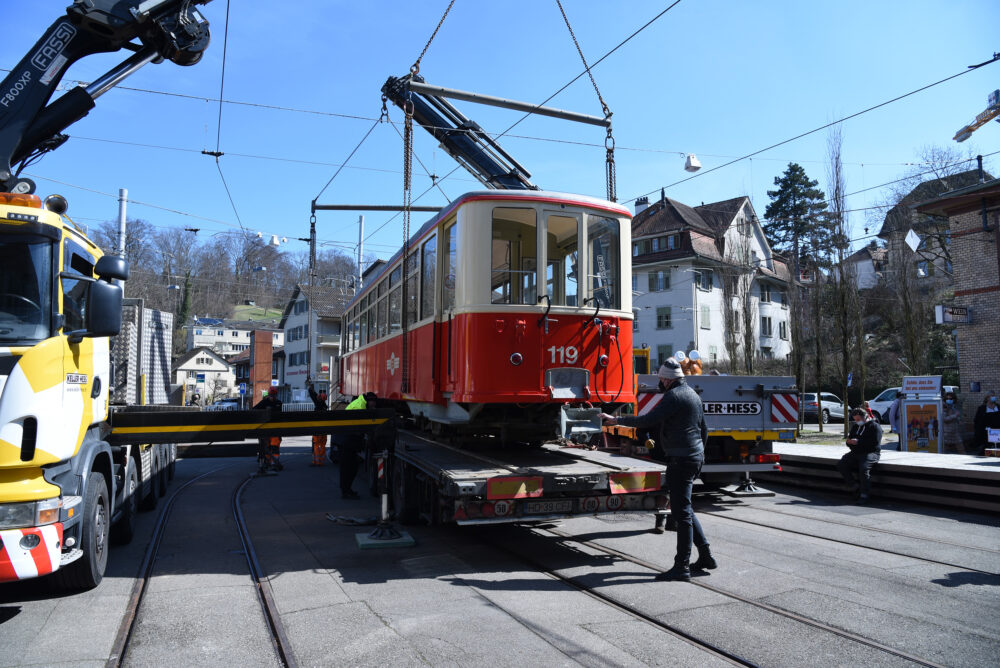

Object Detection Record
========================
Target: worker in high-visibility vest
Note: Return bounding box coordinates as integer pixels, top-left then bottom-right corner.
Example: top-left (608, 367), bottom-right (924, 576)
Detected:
top-left (307, 381), bottom-right (328, 466)
top-left (340, 392), bottom-right (376, 499)
top-left (254, 387), bottom-right (283, 471)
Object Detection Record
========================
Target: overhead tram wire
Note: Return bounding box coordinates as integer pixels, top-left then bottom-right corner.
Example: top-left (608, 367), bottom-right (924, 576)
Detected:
top-left (628, 52), bottom-right (1000, 204)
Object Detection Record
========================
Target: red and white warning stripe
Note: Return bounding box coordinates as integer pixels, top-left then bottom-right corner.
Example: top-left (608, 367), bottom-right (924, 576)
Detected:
top-left (771, 393), bottom-right (799, 423)
top-left (0, 524), bottom-right (63, 582)
top-left (636, 392), bottom-right (663, 416)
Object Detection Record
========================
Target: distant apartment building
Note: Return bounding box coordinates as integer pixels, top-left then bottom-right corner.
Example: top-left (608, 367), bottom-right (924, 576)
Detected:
top-left (631, 194), bottom-right (793, 370)
top-left (279, 284), bottom-right (348, 399)
top-left (185, 316), bottom-right (284, 359)
top-left (171, 347), bottom-right (235, 403)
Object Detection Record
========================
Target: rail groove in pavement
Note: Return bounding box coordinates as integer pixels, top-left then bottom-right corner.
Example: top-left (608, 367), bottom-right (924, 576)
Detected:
top-left (541, 527), bottom-right (948, 668)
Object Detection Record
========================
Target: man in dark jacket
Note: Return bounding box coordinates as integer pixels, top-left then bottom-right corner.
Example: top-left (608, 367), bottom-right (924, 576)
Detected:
top-left (602, 358), bottom-right (715, 581)
top-left (837, 408), bottom-right (882, 503)
top-left (254, 387), bottom-right (283, 472)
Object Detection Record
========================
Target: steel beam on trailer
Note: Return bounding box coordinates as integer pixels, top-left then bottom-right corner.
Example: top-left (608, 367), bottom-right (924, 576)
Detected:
top-left (107, 408), bottom-right (396, 446)
top-left (407, 80), bottom-right (612, 128)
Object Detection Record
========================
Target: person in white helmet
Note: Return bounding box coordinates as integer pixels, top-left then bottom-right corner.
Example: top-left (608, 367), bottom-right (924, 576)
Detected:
top-left (602, 358), bottom-right (715, 581)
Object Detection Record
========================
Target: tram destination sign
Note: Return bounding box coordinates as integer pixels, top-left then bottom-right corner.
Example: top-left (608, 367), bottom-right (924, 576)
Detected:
top-left (703, 401), bottom-right (761, 416)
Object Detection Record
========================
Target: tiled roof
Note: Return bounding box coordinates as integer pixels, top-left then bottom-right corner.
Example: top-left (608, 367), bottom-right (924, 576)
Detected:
top-left (878, 169), bottom-right (991, 238)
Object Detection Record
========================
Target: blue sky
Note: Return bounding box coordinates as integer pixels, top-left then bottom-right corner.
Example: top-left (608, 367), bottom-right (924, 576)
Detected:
top-left (4, 0), bottom-right (999, 263)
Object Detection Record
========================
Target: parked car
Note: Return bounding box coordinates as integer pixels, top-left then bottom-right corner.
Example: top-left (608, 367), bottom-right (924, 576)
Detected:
top-left (206, 398), bottom-right (241, 411)
top-left (866, 385), bottom-right (958, 424)
top-left (802, 392), bottom-right (846, 423)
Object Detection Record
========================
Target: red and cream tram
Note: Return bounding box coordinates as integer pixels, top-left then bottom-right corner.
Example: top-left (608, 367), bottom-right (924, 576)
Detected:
top-left (340, 190), bottom-right (634, 441)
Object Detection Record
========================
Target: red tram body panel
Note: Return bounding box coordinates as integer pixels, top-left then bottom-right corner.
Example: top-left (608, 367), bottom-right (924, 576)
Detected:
top-left (340, 191), bottom-right (634, 429)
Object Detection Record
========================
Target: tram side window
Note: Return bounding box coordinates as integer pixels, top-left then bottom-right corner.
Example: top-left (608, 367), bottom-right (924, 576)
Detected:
top-left (377, 293), bottom-right (388, 338)
top-left (545, 214), bottom-right (579, 306)
top-left (442, 223), bottom-right (458, 311)
top-left (421, 235), bottom-right (436, 319)
top-left (367, 300), bottom-right (375, 343)
top-left (389, 265), bottom-right (402, 333)
top-left (359, 306), bottom-right (369, 346)
top-left (404, 252), bottom-right (419, 325)
top-left (491, 207), bottom-right (537, 305)
top-left (588, 215), bottom-right (621, 309)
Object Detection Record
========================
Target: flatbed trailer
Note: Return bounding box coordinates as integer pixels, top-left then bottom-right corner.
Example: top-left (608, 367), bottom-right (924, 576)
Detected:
top-left (390, 430), bottom-right (667, 525)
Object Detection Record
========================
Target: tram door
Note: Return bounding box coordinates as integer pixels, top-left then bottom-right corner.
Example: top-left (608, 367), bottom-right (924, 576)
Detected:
top-left (440, 221), bottom-right (459, 390)
top-left (541, 212), bottom-right (583, 390)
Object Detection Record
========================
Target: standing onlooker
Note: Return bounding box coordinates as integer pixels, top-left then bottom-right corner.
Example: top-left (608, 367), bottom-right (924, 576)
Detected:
top-left (888, 392), bottom-right (905, 451)
top-left (601, 358), bottom-right (715, 581)
top-left (941, 391), bottom-right (965, 454)
top-left (973, 391), bottom-right (1000, 455)
top-left (307, 381), bottom-right (329, 466)
top-left (837, 407), bottom-right (883, 504)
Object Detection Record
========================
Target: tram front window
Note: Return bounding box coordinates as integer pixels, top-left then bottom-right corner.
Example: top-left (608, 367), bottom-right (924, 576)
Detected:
top-left (588, 216), bottom-right (621, 309)
top-left (491, 208), bottom-right (537, 305)
top-left (546, 214), bottom-right (579, 306)
top-left (0, 240), bottom-right (52, 343)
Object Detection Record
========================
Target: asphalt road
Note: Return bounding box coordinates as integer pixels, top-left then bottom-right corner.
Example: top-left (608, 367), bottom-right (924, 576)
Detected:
top-left (2, 439), bottom-right (997, 667)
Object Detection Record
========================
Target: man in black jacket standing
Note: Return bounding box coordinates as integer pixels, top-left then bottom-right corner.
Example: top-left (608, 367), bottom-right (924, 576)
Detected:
top-left (602, 358), bottom-right (715, 581)
top-left (838, 408), bottom-right (882, 504)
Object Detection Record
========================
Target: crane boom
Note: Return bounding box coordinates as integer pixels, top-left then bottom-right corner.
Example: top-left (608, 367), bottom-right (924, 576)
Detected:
top-left (0, 0), bottom-right (212, 193)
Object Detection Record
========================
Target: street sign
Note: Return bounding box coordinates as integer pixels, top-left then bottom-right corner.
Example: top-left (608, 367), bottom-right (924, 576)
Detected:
top-left (270, 378), bottom-right (279, 387)
top-left (935, 304), bottom-right (972, 324)
top-left (196, 373), bottom-right (205, 383)
top-left (239, 382), bottom-right (246, 395)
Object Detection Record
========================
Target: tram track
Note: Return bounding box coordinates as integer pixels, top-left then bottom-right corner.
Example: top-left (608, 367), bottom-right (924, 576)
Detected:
top-left (469, 529), bottom-right (758, 667)
top-left (709, 502), bottom-right (1000, 556)
top-left (524, 525), bottom-right (949, 668)
top-left (105, 466), bottom-right (296, 668)
top-left (699, 508), bottom-right (1000, 576)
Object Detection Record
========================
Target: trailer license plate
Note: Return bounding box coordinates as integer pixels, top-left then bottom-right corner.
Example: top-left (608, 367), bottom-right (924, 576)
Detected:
top-left (524, 499), bottom-right (573, 515)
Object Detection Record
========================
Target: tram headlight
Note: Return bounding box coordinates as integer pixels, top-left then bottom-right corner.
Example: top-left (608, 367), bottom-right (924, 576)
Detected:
top-left (598, 354), bottom-right (609, 367)
top-left (510, 352), bottom-right (523, 366)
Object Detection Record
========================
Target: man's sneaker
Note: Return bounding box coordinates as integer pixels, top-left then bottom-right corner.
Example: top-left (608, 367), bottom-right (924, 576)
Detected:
top-left (656, 564), bottom-right (691, 581)
top-left (691, 554), bottom-right (718, 571)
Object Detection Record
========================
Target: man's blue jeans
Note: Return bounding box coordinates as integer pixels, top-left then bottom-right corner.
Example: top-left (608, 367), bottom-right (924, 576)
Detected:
top-left (666, 454), bottom-right (708, 565)
top-left (837, 450), bottom-right (880, 496)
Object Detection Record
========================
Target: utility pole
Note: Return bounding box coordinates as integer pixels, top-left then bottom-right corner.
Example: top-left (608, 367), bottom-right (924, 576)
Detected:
top-left (116, 188), bottom-right (127, 291)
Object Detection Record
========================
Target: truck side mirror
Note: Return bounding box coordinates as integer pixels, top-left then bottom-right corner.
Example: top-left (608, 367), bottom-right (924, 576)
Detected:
top-left (86, 280), bottom-right (123, 338)
top-left (95, 255), bottom-right (129, 282)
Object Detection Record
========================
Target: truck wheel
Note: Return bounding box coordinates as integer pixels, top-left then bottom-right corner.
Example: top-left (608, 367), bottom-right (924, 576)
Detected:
top-left (55, 474), bottom-right (110, 590)
top-left (112, 459), bottom-right (139, 545)
top-left (141, 459), bottom-right (159, 511)
top-left (391, 459), bottom-right (419, 525)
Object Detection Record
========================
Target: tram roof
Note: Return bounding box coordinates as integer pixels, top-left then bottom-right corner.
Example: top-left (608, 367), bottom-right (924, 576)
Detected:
top-left (347, 190), bottom-right (631, 309)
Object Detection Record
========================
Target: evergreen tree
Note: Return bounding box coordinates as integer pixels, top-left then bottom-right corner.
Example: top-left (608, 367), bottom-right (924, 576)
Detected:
top-left (763, 163), bottom-right (829, 269)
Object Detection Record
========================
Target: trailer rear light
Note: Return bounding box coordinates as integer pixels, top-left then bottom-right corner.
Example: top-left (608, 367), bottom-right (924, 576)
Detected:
top-left (752, 453), bottom-right (780, 464)
top-left (487, 476), bottom-right (543, 500)
top-left (0, 192), bottom-right (42, 208)
top-left (481, 502), bottom-right (496, 518)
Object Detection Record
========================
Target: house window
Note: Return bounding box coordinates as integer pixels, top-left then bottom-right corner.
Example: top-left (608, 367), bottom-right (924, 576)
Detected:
top-left (632, 274), bottom-right (638, 292)
top-left (761, 316), bottom-right (773, 337)
top-left (187, 370), bottom-right (196, 379)
top-left (195, 329), bottom-right (202, 335)
top-left (232, 331), bottom-right (239, 337)
top-left (916, 261), bottom-right (933, 278)
top-left (732, 309), bottom-right (740, 333)
top-left (656, 344), bottom-right (673, 367)
top-left (709, 345), bottom-right (718, 363)
top-left (779, 321), bottom-right (788, 340)
top-left (217, 330), bottom-right (223, 336)
top-left (632, 243), bottom-right (639, 257)
top-left (696, 269), bottom-right (713, 291)
top-left (700, 305), bottom-right (710, 329)
top-left (760, 283), bottom-right (771, 303)
top-left (633, 310), bottom-right (639, 331)
top-left (761, 346), bottom-right (773, 360)
top-left (652, 237), bottom-right (661, 252)
top-left (656, 306), bottom-right (672, 329)
top-left (667, 234), bottom-right (677, 250)
top-left (647, 270), bottom-right (670, 292)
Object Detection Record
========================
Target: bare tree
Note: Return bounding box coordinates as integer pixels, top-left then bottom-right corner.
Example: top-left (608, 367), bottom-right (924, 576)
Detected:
top-left (827, 126), bottom-right (855, 437)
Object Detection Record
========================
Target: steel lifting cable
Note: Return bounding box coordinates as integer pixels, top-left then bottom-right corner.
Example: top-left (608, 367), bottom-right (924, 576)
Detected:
top-left (401, 97), bottom-right (415, 393)
top-left (410, 0), bottom-right (457, 75)
top-left (556, 0), bottom-right (616, 202)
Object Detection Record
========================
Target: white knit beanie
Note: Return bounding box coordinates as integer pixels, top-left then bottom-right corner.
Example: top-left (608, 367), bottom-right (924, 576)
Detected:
top-left (658, 358), bottom-right (684, 380)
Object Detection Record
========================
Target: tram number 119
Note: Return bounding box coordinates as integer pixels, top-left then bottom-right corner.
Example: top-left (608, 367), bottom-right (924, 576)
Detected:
top-left (548, 345), bottom-right (579, 365)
